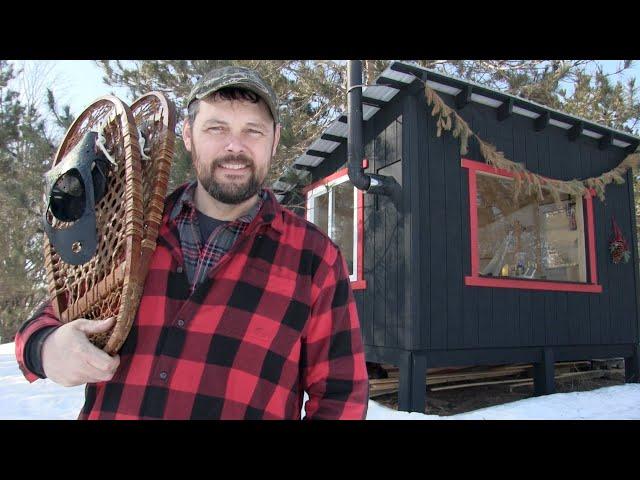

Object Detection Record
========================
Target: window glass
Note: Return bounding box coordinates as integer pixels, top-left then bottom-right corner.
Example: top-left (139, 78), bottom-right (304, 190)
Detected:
top-left (311, 191), bottom-right (329, 236)
top-left (332, 181), bottom-right (354, 274)
top-left (476, 172), bottom-right (586, 282)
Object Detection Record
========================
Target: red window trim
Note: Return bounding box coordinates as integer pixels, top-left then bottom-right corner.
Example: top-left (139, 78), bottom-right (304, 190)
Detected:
top-left (462, 158), bottom-right (602, 293)
top-left (304, 167), bottom-right (367, 291)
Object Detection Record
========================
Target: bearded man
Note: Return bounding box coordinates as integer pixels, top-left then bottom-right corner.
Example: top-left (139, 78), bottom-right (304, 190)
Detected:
top-left (14, 66), bottom-right (369, 420)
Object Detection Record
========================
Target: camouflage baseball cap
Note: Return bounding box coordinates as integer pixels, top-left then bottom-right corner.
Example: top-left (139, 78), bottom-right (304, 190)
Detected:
top-left (186, 66), bottom-right (279, 124)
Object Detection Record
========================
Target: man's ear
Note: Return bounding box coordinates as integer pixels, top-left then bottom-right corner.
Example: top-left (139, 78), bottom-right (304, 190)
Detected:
top-left (183, 119), bottom-right (192, 153)
top-left (272, 123), bottom-right (281, 157)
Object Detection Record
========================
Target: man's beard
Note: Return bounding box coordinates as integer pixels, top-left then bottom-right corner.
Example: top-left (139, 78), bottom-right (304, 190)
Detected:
top-left (193, 148), bottom-right (267, 205)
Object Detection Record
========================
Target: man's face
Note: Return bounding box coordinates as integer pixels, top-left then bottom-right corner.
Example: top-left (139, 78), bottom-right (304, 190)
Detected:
top-left (183, 95), bottom-right (280, 205)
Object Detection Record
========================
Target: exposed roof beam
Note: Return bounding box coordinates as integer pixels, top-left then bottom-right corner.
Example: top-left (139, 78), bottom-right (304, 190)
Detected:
top-left (625, 140), bottom-right (639, 154)
top-left (455, 85), bottom-right (473, 110)
top-left (513, 101), bottom-right (546, 118)
top-left (389, 62), bottom-right (427, 81)
top-left (497, 98), bottom-right (513, 121)
top-left (376, 76), bottom-right (409, 90)
top-left (307, 149), bottom-right (332, 158)
top-left (535, 111), bottom-right (551, 132)
top-left (292, 163), bottom-right (314, 172)
top-left (568, 122), bottom-right (584, 141)
top-left (599, 132), bottom-right (613, 150)
top-left (362, 96), bottom-right (387, 109)
top-left (321, 133), bottom-right (346, 143)
top-left (409, 78), bottom-right (424, 94)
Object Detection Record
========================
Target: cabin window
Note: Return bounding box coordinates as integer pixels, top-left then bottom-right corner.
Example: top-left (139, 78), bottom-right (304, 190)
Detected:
top-left (304, 168), bottom-right (366, 289)
top-left (463, 159), bottom-right (601, 293)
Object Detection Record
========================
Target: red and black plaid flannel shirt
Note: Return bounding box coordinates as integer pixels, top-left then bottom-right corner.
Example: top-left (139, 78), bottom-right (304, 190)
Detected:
top-left (14, 183), bottom-right (369, 419)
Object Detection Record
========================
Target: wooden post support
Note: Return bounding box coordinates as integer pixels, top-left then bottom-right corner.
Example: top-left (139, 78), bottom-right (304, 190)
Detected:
top-left (625, 344), bottom-right (640, 383)
top-left (411, 352), bottom-right (428, 412)
top-left (534, 348), bottom-right (555, 395)
top-left (397, 351), bottom-right (428, 413)
top-left (398, 351), bottom-right (412, 411)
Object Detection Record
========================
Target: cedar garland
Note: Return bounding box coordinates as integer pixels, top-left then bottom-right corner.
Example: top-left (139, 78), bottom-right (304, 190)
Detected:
top-left (424, 84), bottom-right (640, 202)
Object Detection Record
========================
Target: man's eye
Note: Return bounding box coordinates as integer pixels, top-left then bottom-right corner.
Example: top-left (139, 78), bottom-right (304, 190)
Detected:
top-left (248, 129), bottom-right (264, 135)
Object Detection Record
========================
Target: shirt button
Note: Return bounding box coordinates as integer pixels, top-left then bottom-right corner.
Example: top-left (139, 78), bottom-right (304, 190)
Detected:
top-left (176, 266), bottom-right (183, 274)
top-left (177, 319), bottom-right (185, 327)
top-left (159, 372), bottom-right (168, 381)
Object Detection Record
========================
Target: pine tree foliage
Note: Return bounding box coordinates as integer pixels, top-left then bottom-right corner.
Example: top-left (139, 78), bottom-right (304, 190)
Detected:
top-left (0, 61), bottom-right (57, 343)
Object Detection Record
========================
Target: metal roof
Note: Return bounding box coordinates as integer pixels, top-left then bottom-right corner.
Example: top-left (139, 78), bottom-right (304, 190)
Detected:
top-left (272, 61), bottom-right (640, 196)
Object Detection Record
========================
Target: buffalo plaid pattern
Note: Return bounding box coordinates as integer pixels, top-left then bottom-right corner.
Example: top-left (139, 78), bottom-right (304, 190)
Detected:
top-left (15, 184), bottom-right (369, 420)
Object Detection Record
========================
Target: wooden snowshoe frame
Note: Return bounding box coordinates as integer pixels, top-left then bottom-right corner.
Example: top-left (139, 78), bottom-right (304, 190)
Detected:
top-left (44, 93), bottom-right (175, 354)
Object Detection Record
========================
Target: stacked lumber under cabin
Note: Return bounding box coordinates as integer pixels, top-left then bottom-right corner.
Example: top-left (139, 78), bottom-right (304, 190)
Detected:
top-left (368, 360), bottom-right (623, 398)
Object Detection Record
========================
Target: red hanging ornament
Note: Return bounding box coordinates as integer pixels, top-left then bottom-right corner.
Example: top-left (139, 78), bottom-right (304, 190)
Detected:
top-left (609, 216), bottom-right (631, 264)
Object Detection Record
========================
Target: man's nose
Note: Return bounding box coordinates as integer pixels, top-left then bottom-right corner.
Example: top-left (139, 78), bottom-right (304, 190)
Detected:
top-left (224, 133), bottom-right (246, 154)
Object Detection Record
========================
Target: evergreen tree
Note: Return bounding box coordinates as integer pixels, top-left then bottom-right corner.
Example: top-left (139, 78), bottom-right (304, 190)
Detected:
top-left (0, 61), bottom-right (57, 343)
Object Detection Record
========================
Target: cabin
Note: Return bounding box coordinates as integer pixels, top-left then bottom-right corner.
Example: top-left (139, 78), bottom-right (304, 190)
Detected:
top-left (272, 61), bottom-right (640, 413)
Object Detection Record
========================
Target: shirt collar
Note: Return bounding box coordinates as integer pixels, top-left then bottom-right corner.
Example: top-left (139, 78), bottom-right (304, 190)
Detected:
top-left (169, 180), bottom-right (269, 226)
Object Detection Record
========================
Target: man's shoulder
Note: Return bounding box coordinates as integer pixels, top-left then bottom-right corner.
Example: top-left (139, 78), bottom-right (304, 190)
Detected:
top-left (276, 201), bottom-right (341, 258)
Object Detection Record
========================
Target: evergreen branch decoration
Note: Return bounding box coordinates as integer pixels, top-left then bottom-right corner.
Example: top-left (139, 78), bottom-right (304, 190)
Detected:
top-left (423, 83), bottom-right (640, 203)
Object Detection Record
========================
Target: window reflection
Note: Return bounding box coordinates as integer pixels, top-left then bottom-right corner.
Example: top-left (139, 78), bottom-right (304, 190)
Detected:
top-left (332, 182), bottom-right (354, 274)
top-left (312, 191), bottom-right (329, 236)
top-left (477, 172), bottom-right (587, 283)
top-left (307, 179), bottom-right (356, 277)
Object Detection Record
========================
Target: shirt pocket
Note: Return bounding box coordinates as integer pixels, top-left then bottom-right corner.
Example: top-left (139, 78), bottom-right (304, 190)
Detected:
top-left (215, 264), bottom-right (306, 350)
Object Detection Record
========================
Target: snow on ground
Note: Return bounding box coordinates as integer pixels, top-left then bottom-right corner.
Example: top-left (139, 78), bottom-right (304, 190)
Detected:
top-left (0, 342), bottom-right (85, 420)
top-left (2, 342), bottom-right (639, 420)
top-left (365, 384), bottom-right (640, 420)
